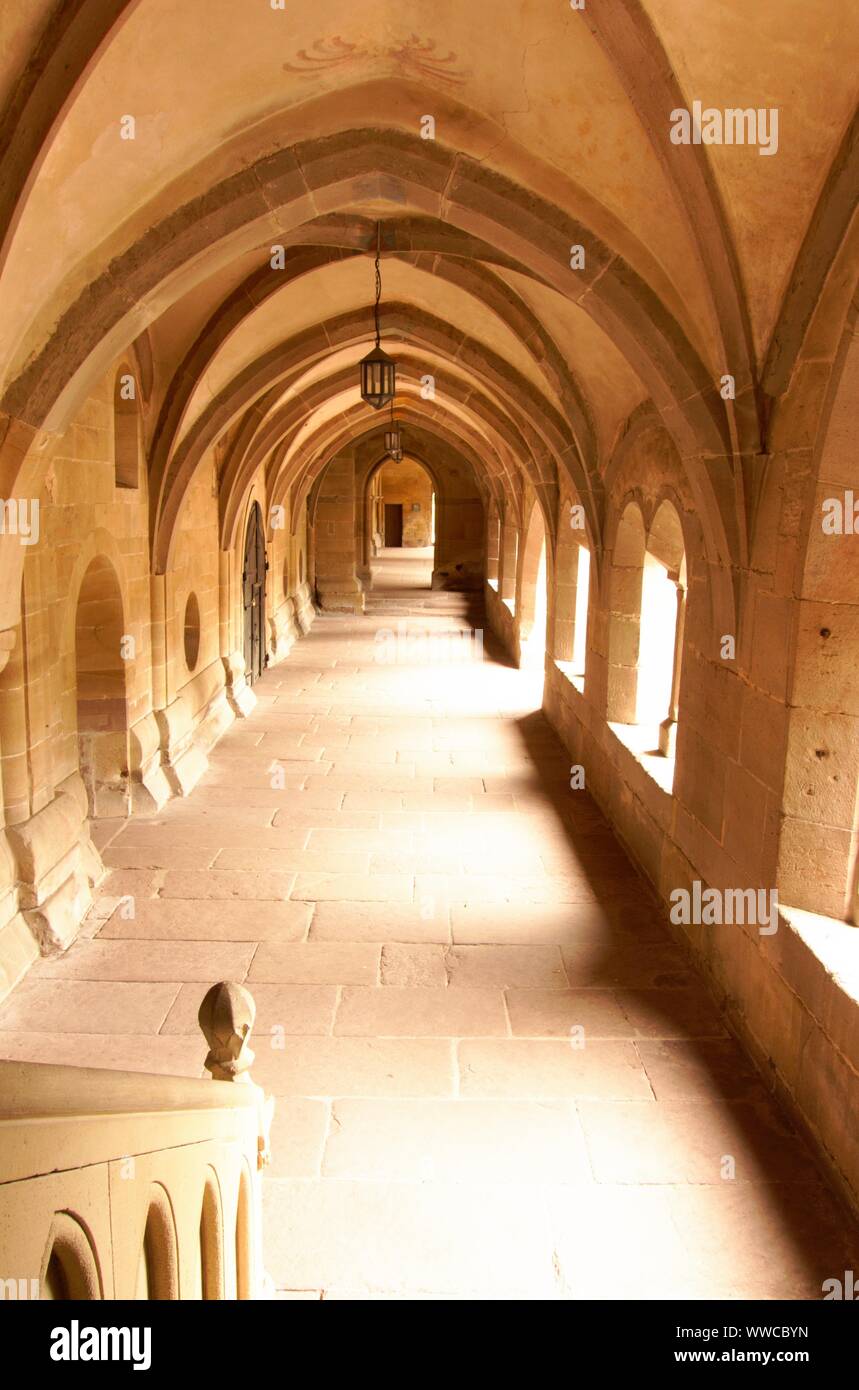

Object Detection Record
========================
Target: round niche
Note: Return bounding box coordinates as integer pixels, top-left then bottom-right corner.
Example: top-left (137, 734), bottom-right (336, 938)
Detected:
top-left (184, 592), bottom-right (201, 671)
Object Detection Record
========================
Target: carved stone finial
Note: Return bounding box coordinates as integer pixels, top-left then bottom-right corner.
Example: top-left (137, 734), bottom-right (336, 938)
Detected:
top-left (198, 980), bottom-right (257, 1082)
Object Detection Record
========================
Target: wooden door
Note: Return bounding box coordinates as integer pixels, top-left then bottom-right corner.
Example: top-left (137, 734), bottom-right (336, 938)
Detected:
top-left (384, 503), bottom-right (403, 547)
top-left (242, 502), bottom-right (267, 684)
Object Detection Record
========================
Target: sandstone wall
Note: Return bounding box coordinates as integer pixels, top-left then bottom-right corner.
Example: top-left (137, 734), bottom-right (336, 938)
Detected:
top-left (484, 407), bottom-right (859, 1217)
top-left (0, 359), bottom-right (313, 998)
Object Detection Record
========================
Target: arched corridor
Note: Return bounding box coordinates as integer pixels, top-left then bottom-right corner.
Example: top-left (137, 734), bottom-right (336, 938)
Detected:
top-left (0, 0), bottom-right (858, 1314)
top-left (2, 593), bottom-right (852, 1299)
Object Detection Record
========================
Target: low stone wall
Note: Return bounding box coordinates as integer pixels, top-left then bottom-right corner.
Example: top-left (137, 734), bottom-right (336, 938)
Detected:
top-left (0, 981), bottom-right (270, 1299)
top-left (484, 574), bottom-right (859, 1218)
top-left (484, 582), bottom-right (519, 664)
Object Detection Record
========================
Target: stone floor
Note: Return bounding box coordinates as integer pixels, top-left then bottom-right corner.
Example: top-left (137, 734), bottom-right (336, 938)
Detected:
top-left (368, 545), bottom-right (435, 593)
top-left (1, 558), bottom-right (856, 1299)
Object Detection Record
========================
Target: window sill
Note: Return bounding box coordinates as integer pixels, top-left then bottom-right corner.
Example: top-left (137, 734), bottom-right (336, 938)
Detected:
top-left (779, 903), bottom-right (859, 979)
top-left (608, 720), bottom-right (675, 793)
top-left (554, 660), bottom-right (585, 695)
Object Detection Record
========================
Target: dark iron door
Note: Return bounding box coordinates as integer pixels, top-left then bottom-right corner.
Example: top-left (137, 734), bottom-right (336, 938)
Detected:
top-left (243, 501), bottom-right (267, 684)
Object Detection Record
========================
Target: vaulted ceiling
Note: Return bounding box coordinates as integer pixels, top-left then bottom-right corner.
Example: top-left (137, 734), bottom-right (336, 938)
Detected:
top-left (0, 0), bottom-right (856, 576)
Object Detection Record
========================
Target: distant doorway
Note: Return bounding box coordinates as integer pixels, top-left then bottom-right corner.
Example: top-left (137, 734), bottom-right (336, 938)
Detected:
top-left (243, 501), bottom-right (267, 684)
top-left (384, 503), bottom-right (404, 547)
top-left (366, 457), bottom-right (437, 594)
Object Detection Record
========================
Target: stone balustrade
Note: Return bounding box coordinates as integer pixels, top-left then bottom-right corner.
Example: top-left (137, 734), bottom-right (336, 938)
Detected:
top-left (0, 981), bottom-right (272, 1299)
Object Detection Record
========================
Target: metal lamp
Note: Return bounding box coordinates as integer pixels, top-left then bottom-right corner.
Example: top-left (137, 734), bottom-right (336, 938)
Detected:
top-left (360, 223), bottom-right (396, 410)
top-left (384, 397), bottom-right (403, 462)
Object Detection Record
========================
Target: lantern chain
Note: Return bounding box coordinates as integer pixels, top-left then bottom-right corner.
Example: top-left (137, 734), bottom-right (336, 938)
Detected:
top-left (374, 222), bottom-right (382, 348)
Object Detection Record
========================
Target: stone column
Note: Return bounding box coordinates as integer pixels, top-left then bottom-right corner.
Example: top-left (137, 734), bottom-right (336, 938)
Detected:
top-left (221, 548), bottom-right (255, 717)
top-left (355, 469), bottom-right (374, 592)
top-left (315, 456), bottom-right (364, 612)
top-left (658, 576), bottom-right (687, 757)
top-left (0, 628), bottom-right (39, 999)
top-left (486, 509), bottom-right (500, 585)
top-left (499, 521), bottom-right (519, 604)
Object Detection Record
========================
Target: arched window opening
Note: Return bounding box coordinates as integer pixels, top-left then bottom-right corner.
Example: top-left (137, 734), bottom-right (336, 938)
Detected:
top-left (637, 552), bottom-right (679, 725)
top-left (606, 498), bottom-right (686, 768)
top-left (644, 502), bottom-right (687, 757)
top-left (113, 371), bottom-right (140, 490)
top-left (571, 545), bottom-right (591, 677)
top-left (552, 496), bottom-right (590, 682)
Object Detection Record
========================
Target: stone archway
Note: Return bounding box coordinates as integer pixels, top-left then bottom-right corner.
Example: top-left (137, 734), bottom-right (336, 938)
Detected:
top-left (365, 455), bottom-right (436, 594)
top-left (74, 555), bottom-right (129, 819)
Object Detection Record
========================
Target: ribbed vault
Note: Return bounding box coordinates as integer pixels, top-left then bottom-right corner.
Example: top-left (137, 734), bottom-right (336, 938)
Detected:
top-left (0, 1), bottom-right (856, 640)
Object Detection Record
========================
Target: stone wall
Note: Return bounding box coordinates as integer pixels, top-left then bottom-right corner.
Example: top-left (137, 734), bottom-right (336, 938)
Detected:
top-left (483, 409), bottom-right (859, 1217)
top-left (0, 360), bottom-right (314, 1000)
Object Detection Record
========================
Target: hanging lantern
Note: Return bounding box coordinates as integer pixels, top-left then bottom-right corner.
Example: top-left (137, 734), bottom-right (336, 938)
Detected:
top-left (361, 345), bottom-right (396, 411)
top-left (384, 396), bottom-right (403, 462)
top-left (360, 222), bottom-right (396, 410)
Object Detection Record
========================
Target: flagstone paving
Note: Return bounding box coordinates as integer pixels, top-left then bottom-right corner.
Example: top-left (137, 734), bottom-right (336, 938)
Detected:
top-left (1, 560), bottom-right (856, 1299)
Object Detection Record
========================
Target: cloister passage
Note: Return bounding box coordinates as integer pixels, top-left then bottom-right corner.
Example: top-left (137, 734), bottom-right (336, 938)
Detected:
top-left (0, 591), bottom-right (852, 1299)
top-left (1, 0), bottom-right (858, 1306)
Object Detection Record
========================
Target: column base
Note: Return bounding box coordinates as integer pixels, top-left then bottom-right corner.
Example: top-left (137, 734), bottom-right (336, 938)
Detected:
top-left (658, 717), bottom-right (677, 758)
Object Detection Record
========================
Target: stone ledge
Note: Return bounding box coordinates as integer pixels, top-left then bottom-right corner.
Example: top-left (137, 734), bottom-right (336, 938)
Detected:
top-left (554, 659), bottom-right (585, 695)
top-left (606, 720), bottom-right (675, 797)
top-left (769, 904), bottom-right (859, 1071)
